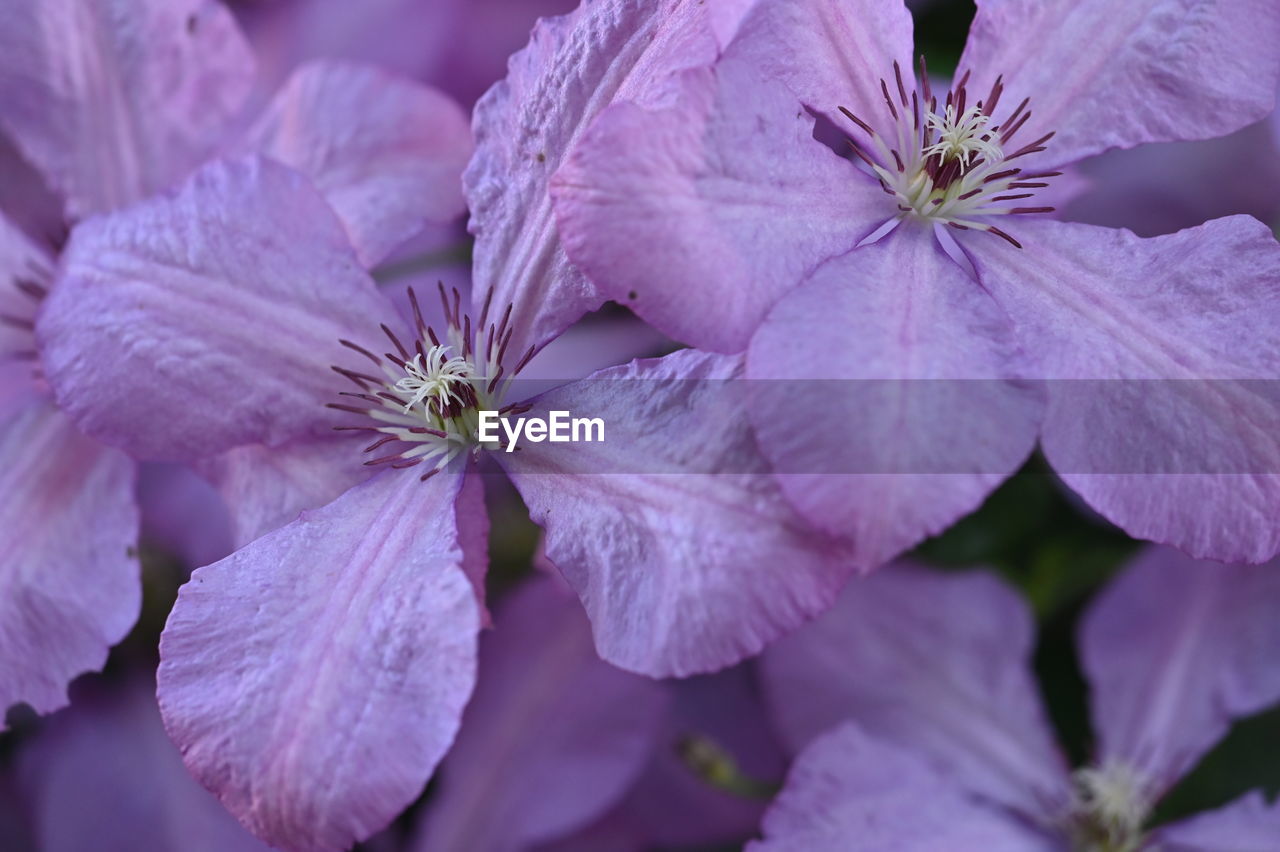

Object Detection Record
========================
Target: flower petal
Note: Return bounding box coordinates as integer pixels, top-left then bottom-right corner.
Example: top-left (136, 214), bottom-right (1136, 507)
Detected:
top-left (468, 0), bottom-right (749, 356)
top-left (501, 348), bottom-right (858, 677)
top-left (959, 0), bottom-right (1280, 168)
top-left (1155, 792), bottom-right (1280, 852)
top-left (552, 63), bottom-right (894, 353)
top-left (747, 227), bottom-right (1043, 566)
top-left (760, 564), bottom-right (1070, 819)
top-left (138, 462), bottom-right (234, 569)
top-left (18, 676), bottom-right (271, 852)
top-left (0, 398), bottom-right (139, 723)
top-left (0, 212), bottom-right (53, 360)
top-left (38, 156), bottom-right (397, 461)
top-left (412, 575), bottom-right (666, 852)
top-left (246, 62), bottom-right (472, 266)
top-left (751, 722), bottom-right (1058, 852)
top-left (973, 216), bottom-right (1280, 563)
top-left (1079, 546), bottom-right (1280, 791)
top-left (0, 0), bottom-right (254, 216)
top-left (156, 469), bottom-right (480, 852)
top-left (195, 436), bottom-right (372, 550)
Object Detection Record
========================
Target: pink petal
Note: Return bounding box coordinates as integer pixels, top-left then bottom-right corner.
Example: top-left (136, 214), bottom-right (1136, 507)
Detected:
top-left (0, 398), bottom-right (139, 723)
top-left (157, 470), bottom-right (481, 852)
top-left (973, 216), bottom-right (1280, 563)
top-left (1155, 792), bottom-right (1280, 852)
top-left (760, 563), bottom-right (1070, 821)
top-left (195, 436), bottom-right (372, 549)
top-left (468, 0), bottom-right (750, 357)
top-left (246, 61), bottom-right (472, 266)
top-left (412, 575), bottom-right (666, 852)
top-left (501, 348), bottom-right (858, 677)
top-left (747, 227), bottom-right (1043, 566)
top-left (38, 156), bottom-right (398, 461)
top-left (751, 722), bottom-right (1058, 852)
top-left (959, 0), bottom-right (1280, 168)
top-left (18, 676), bottom-right (270, 852)
top-left (552, 63), bottom-right (895, 353)
top-left (0, 0), bottom-right (254, 217)
top-left (1079, 546), bottom-right (1280, 791)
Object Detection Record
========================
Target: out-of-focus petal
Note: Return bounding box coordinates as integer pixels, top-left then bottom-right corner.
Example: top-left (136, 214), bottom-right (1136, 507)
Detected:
top-left (0, 212), bottom-right (53, 361)
top-left (0, 0), bottom-right (255, 217)
top-left (501, 348), bottom-right (858, 678)
top-left (195, 436), bottom-right (371, 549)
top-left (1062, 115), bottom-right (1280, 237)
top-left (412, 575), bottom-right (666, 852)
top-left (0, 398), bottom-right (139, 723)
top-left (157, 470), bottom-right (480, 852)
top-left (1080, 547), bottom-right (1280, 791)
top-left (747, 227), bottom-right (1042, 566)
top-left (18, 676), bottom-right (271, 852)
top-left (751, 722), bottom-right (1058, 852)
top-left (38, 156), bottom-right (397, 461)
top-left (975, 216), bottom-right (1280, 563)
top-left (959, 0), bottom-right (1280, 168)
top-left (246, 62), bottom-right (472, 266)
top-left (0, 131), bottom-right (63, 247)
top-left (1155, 792), bottom-right (1280, 852)
top-left (552, 63), bottom-right (894, 353)
top-left (468, 0), bottom-right (752, 357)
top-left (137, 462), bottom-right (234, 569)
top-left (760, 564), bottom-right (1070, 821)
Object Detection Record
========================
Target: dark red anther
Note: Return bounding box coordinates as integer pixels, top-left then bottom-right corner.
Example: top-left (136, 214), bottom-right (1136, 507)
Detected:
top-left (987, 226), bottom-right (1023, 249)
top-left (381, 324), bottom-right (409, 360)
top-left (339, 338), bottom-right (382, 366)
top-left (838, 106), bottom-right (875, 137)
top-left (892, 60), bottom-right (908, 107)
top-left (880, 78), bottom-right (899, 121)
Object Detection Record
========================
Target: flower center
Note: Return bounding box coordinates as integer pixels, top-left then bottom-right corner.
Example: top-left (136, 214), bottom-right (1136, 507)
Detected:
top-left (1065, 763), bottom-right (1153, 852)
top-left (839, 57), bottom-right (1061, 249)
top-left (327, 283), bottom-right (535, 480)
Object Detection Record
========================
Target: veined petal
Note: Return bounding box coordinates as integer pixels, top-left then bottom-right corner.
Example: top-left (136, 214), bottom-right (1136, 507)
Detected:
top-left (973, 216), bottom-right (1280, 563)
top-left (468, 0), bottom-right (752, 357)
top-left (501, 348), bottom-right (858, 678)
top-left (747, 227), bottom-right (1042, 566)
top-left (18, 676), bottom-right (270, 852)
top-left (959, 0), bottom-right (1280, 168)
top-left (0, 398), bottom-right (139, 724)
top-left (412, 575), bottom-right (666, 852)
top-left (552, 63), bottom-right (894, 353)
top-left (0, 0), bottom-right (254, 217)
top-left (247, 62), bottom-right (472, 267)
top-left (38, 156), bottom-right (398, 461)
top-left (157, 470), bottom-right (480, 852)
top-left (1080, 547), bottom-right (1280, 791)
top-left (760, 564), bottom-right (1071, 821)
top-left (1155, 792), bottom-right (1280, 852)
top-left (751, 722), bottom-right (1058, 852)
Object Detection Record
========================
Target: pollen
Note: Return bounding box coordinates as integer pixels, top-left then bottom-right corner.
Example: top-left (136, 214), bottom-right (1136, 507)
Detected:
top-left (1066, 762), bottom-right (1153, 852)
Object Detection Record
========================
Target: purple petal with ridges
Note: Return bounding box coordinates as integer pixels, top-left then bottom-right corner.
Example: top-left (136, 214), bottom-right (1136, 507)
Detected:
top-left (747, 226), bottom-right (1043, 566)
top-left (157, 470), bottom-right (480, 852)
top-left (751, 722), bottom-right (1058, 852)
top-left (247, 61), bottom-right (472, 266)
top-left (1080, 547), bottom-right (1280, 790)
top-left (974, 216), bottom-right (1280, 563)
top-left (0, 0), bottom-right (254, 216)
top-left (0, 398), bottom-right (139, 724)
top-left (38, 156), bottom-right (398, 461)
top-left (760, 564), bottom-right (1071, 821)
top-left (412, 575), bottom-right (666, 852)
top-left (959, 0), bottom-right (1280, 169)
top-left (501, 348), bottom-right (858, 678)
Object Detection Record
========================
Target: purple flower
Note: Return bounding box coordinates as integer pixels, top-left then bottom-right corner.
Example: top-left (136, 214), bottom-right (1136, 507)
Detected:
top-left (753, 551), bottom-right (1280, 850)
top-left (33, 2), bottom-right (856, 847)
top-left (550, 0), bottom-right (1280, 566)
top-left (0, 0), bottom-right (472, 731)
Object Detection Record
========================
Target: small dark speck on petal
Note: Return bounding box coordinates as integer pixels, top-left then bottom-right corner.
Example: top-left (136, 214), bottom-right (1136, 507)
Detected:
top-left (126, 546), bottom-right (138, 559)
top-left (186, 14), bottom-right (198, 34)
top-left (628, 290), bottom-right (638, 300)
top-left (536, 151), bottom-right (546, 163)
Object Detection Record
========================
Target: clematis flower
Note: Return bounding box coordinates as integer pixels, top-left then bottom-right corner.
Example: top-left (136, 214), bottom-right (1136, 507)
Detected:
top-left (0, 0), bottom-right (471, 730)
top-left (35, 2), bottom-right (856, 848)
top-left (551, 0), bottom-right (1280, 566)
top-left (754, 550), bottom-right (1280, 850)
